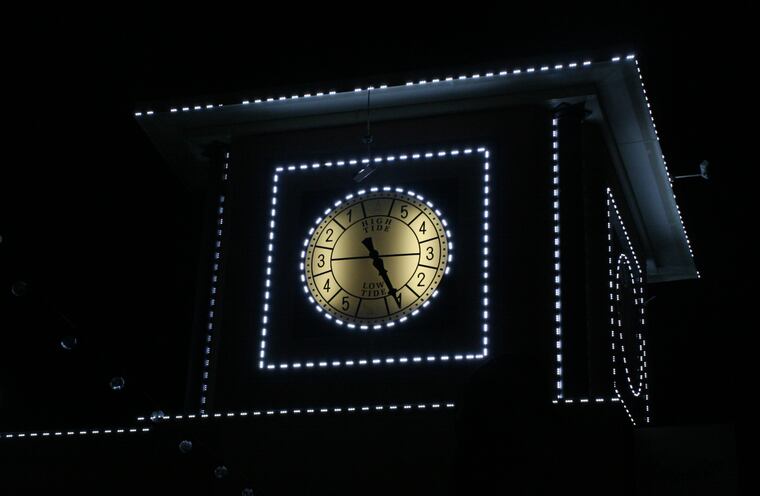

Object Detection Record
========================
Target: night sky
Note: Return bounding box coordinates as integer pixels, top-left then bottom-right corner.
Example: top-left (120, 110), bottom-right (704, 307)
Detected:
top-left (1, 7), bottom-right (747, 494)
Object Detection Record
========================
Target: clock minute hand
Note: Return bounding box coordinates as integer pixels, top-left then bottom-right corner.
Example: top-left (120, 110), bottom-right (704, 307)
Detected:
top-left (361, 237), bottom-right (402, 308)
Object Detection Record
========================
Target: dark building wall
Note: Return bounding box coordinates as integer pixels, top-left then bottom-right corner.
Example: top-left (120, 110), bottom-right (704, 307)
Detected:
top-left (193, 105), bottom-right (559, 413)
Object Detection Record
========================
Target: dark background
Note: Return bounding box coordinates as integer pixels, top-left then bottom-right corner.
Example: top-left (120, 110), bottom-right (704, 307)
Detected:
top-left (1, 6), bottom-right (747, 494)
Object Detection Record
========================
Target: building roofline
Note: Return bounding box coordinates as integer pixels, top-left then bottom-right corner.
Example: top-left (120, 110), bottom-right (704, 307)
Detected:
top-left (135, 52), bottom-right (698, 282)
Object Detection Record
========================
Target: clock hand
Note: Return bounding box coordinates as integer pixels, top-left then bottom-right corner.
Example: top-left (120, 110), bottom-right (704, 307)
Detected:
top-left (361, 237), bottom-right (403, 308)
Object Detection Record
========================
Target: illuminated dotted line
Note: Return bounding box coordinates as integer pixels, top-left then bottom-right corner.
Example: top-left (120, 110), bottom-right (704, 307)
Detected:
top-left (617, 397), bottom-right (637, 426)
top-left (137, 402), bottom-right (456, 422)
top-left (607, 188), bottom-right (651, 425)
top-left (301, 188), bottom-right (453, 328)
top-left (608, 190), bottom-right (648, 398)
top-left (551, 397), bottom-right (620, 405)
top-left (134, 55), bottom-right (636, 116)
top-left (1, 426), bottom-right (151, 441)
top-left (633, 59), bottom-right (699, 278)
top-left (551, 117), bottom-right (563, 400)
top-left (614, 254), bottom-right (645, 397)
top-left (199, 152), bottom-right (230, 413)
top-left (259, 147), bottom-right (490, 371)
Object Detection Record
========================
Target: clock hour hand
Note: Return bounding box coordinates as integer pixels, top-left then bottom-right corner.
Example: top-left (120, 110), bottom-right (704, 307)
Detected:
top-left (361, 237), bottom-right (402, 308)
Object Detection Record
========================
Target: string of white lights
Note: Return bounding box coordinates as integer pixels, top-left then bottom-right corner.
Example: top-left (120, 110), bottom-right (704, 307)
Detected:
top-left (258, 148), bottom-right (490, 371)
top-left (551, 397), bottom-right (621, 405)
top-left (607, 191), bottom-right (647, 397)
top-left (551, 117), bottom-right (564, 400)
top-left (199, 152), bottom-right (230, 413)
top-left (633, 59), bottom-right (699, 278)
top-left (552, 116), bottom-right (619, 406)
top-left (614, 254), bottom-right (645, 398)
top-left (133, 55), bottom-right (636, 117)
top-left (136, 402), bottom-right (456, 423)
top-left (1, 426), bottom-right (151, 441)
top-left (607, 188), bottom-right (651, 425)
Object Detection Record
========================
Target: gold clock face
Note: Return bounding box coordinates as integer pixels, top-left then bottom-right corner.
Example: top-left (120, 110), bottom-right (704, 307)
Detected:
top-left (303, 190), bottom-right (450, 326)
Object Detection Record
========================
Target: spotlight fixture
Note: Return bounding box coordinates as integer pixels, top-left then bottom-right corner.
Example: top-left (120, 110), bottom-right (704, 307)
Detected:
top-left (675, 160), bottom-right (710, 180)
top-left (178, 440), bottom-right (193, 454)
top-left (214, 466), bottom-right (229, 479)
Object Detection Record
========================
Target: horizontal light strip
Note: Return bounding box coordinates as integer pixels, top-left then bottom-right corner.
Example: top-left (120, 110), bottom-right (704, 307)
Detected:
top-left (551, 116), bottom-right (563, 400)
top-left (134, 55), bottom-right (634, 116)
top-left (551, 397), bottom-right (620, 405)
top-left (136, 402), bottom-right (456, 422)
top-left (1, 426), bottom-right (151, 441)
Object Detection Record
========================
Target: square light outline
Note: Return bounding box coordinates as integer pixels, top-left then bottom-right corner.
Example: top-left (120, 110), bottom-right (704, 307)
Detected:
top-left (257, 146), bottom-right (492, 372)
